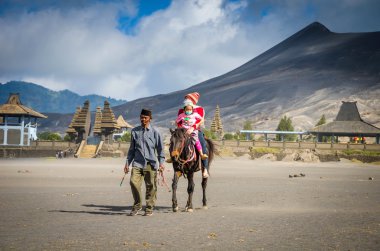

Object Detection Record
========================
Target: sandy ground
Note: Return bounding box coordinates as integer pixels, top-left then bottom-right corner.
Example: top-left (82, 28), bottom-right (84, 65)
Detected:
top-left (0, 157), bottom-right (379, 250)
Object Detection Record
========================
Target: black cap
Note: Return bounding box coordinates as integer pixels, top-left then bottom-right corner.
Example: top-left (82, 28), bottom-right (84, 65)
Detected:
top-left (140, 108), bottom-right (152, 118)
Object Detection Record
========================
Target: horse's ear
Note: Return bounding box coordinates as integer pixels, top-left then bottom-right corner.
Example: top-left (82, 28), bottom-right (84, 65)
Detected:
top-left (170, 128), bottom-right (174, 134)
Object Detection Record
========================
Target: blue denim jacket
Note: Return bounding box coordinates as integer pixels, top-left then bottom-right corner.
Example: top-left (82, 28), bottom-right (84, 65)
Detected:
top-left (126, 124), bottom-right (165, 170)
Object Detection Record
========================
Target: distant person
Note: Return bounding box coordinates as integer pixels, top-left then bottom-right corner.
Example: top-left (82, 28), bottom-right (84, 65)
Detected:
top-left (176, 100), bottom-right (208, 160)
top-left (177, 92), bottom-right (209, 178)
top-left (123, 108), bottom-right (165, 216)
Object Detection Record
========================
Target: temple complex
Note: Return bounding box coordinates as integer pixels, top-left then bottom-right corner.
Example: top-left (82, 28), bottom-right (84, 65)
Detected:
top-left (66, 100), bottom-right (121, 157)
top-left (211, 105), bottom-right (224, 138)
top-left (0, 93), bottom-right (47, 146)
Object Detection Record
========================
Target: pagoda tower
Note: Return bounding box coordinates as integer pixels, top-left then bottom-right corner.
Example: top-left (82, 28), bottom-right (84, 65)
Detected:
top-left (211, 105), bottom-right (223, 138)
top-left (67, 100), bottom-right (91, 143)
top-left (66, 106), bottom-right (81, 140)
top-left (100, 101), bottom-right (119, 143)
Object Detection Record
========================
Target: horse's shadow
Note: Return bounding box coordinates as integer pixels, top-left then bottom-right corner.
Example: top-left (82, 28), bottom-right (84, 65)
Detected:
top-left (49, 204), bottom-right (172, 216)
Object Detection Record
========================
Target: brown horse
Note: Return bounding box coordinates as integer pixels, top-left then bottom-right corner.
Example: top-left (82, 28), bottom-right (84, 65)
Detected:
top-left (169, 128), bottom-right (214, 212)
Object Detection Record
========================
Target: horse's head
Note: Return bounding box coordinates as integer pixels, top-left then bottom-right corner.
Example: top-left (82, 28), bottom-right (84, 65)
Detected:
top-left (169, 128), bottom-right (189, 160)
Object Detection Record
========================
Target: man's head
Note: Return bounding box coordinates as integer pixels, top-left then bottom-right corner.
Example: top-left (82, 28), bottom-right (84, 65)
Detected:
top-left (184, 92), bottom-right (200, 105)
top-left (140, 108), bottom-right (152, 127)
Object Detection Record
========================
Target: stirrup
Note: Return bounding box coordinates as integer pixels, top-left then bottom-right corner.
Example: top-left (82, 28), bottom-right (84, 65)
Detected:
top-left (166, 158), bottom-right (173, 163)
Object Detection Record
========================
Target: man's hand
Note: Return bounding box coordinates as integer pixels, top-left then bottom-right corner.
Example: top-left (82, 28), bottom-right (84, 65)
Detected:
top-left (186, 127), bottom-right (194, 135)
top-left (159, 163), bottom-right (165, 173)
top-left (124, 164), bottom-right (129, 174)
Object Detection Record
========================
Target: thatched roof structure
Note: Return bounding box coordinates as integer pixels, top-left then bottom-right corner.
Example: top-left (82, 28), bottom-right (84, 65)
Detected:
top-left (0, 93), bottom-right (47, 118)
top-left (116, 115), bottom-right (133, 129)
top-left (66, 106), bottom-right (81, 134)
top-left (310, 101), bottom-right (380, 136)
top-left (71, 100), bottom-right (90, 128)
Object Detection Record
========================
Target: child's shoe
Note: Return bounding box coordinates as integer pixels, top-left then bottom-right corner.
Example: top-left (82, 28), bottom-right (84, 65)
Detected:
top-left (202, 169), bottom-right (209, 178)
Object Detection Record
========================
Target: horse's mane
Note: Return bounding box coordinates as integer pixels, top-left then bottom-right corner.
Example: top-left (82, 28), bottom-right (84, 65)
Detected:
top-left (173, 128), bottom-right (187, 138)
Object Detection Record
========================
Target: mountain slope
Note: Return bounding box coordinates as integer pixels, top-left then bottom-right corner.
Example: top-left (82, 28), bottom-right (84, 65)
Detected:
top-left (0, 81), bottom-right (127, 113)
top-left (38, 22), bottom-right (380, 133)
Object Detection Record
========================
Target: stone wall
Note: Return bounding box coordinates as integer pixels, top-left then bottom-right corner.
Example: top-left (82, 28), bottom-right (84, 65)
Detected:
top-left (0, 140), bottom-right (77, 158)
top-left (213, 140), bottom-right (380, 163)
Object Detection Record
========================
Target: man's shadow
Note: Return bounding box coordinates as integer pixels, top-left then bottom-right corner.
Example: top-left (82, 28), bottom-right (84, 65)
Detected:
top-left (49, 204), bottom-right (172, 216)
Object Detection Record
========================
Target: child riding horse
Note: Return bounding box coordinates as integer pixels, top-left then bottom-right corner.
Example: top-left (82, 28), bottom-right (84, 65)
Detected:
top-left (169, 128), bottom-right (214, 212)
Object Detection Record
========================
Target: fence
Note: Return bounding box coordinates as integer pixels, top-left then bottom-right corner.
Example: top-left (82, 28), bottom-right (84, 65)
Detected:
top-left (2, 139), bottom-right (379, 158)
top-left (214, 140), bottom-right (380, 151)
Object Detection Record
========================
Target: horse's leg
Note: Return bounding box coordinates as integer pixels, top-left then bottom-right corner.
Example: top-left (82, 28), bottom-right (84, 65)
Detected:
top-left (185, 171), bottom-right (195, 212)
top-left (202, 176), bottom-right (208, 209)
top-left (172, 171), bottom-right (179, 212)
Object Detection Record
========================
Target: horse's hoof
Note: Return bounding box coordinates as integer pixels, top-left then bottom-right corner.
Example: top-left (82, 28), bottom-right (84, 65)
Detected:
top-left (202, 206), bottom-right (208, 210)
top-left (173, 206), bottom-right (179, 212)
top-left (186, 208), bottom-right (193, 213)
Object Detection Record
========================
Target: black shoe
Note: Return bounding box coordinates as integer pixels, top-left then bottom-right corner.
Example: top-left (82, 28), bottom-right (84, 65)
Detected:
top-left (143, 211), bottom-right (153, 216)
top-left (128, 207), bottom-right (142, 216)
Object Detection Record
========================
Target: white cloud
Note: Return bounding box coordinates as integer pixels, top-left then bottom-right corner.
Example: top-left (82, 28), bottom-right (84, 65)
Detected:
top-left (0, 0), bottom-right (379, 101)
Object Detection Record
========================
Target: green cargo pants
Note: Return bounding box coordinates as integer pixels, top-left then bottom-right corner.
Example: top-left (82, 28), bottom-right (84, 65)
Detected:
top-left (130, 164), bottom-right (157, 213)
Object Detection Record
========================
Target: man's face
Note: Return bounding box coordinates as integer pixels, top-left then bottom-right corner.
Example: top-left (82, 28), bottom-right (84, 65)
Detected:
top-left (140, 115), bottom-right (151, 127)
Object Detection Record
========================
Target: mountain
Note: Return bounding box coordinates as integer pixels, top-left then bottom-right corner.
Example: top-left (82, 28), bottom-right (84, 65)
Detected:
top-left (110, 22), bottom-right (380, 131)
top-left (0, 81), bottom-right (127, 113)
top-left (39, 22), bottom-right (380, 134)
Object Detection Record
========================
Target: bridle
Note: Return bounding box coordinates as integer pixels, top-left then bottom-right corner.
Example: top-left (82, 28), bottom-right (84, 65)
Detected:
top-left (171, 130), bottom-right (196, 166)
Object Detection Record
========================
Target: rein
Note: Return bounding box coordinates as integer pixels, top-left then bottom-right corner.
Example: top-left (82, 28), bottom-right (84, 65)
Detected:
top-left (174, 135), bottom-right (196, 165)
top-left (158, 170), bottom-right (171, 192)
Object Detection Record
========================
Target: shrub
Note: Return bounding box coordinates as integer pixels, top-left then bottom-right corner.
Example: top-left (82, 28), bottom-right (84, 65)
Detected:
top-left (223, 133), bottom-right (234, 140)
top-left (120, 132), bottom-right (132, 142)
top-left (38, 132), bottom-right (62, 141)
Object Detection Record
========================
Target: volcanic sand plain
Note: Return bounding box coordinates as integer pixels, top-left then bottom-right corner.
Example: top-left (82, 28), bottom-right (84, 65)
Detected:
top-left (0, 157), bottom-right (379, 250)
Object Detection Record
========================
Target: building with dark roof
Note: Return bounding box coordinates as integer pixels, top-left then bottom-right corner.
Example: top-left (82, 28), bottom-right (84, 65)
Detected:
top-left (309, 101), bottom-right (380, 144)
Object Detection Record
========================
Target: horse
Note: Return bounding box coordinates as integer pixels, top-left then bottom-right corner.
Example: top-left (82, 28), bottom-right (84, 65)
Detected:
top-left (168, 128), bottom-right (214, 212)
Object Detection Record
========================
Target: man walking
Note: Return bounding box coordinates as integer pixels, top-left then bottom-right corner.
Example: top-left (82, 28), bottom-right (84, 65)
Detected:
top-left (124, 108), bottom-right (165, 216)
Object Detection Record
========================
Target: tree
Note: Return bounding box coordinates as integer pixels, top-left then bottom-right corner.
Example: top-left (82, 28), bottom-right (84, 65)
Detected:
top-left (38, 132), bottom-right (62, 141)
top-left (315, 114), bottom-right (330, 142)
top-left (315, 114), bottom-right (326, 126)
top-left (276, 116), bottom-right (296, 141)
top-left (243, 120), bottom-right (253, 130)
top-left (242, 120), bottom-right (254, 140)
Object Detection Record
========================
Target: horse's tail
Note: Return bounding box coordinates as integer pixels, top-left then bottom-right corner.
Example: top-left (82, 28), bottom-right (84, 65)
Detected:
top-left (206, 138), bottom-right (214, 170)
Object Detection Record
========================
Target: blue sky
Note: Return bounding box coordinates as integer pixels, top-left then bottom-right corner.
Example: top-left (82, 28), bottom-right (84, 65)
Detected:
top-left (1, 0), bottom-right (380, 100)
